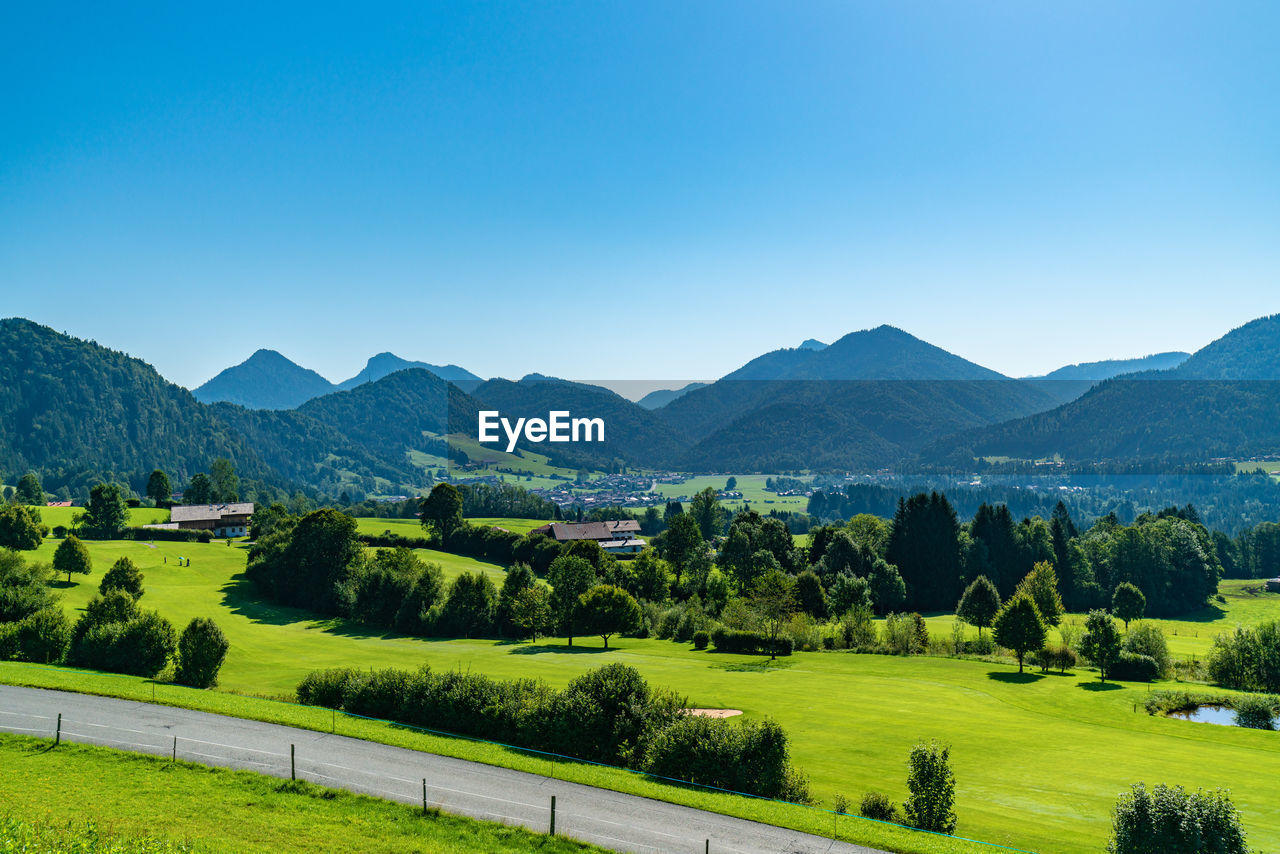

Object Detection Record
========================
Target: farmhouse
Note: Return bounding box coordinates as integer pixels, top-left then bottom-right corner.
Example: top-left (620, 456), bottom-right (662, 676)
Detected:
top-left (168, 502), bottom-right (255, 538)
top-left (531, 520), bottom-right (646, 554)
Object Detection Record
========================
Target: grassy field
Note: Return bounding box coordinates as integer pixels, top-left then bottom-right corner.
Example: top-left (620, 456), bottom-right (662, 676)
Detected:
top-left (649, 474), bottom-right (812, 512)
top-left (352, 516), bottom-right (552, 539)
top-left (0, 735), bottom-right (606, 854)
top-left (8, 536), bottom-right (1280, 854)
top-left (26, 505), bottom-right (170, 529)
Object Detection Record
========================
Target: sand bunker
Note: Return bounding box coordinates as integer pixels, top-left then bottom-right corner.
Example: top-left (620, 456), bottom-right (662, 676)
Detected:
top-left (684, 708), bottom-right (743, 718)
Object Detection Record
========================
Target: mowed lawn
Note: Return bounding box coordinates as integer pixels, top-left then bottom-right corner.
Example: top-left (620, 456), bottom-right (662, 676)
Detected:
top-left (649, 474), bottom-right (811, 512)
top-left (27, 505), bottom-right (170, 529)
top-left (13, 536), bottom-right (1280, 854)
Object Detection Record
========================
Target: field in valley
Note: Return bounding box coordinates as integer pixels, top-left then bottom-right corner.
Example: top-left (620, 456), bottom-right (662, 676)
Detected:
top-left (5, 532), bottom-right (1280, 853)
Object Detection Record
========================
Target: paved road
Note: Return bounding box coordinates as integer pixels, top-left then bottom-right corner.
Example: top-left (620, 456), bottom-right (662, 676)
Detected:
top-left (0, 685), bottom-right (886, 854)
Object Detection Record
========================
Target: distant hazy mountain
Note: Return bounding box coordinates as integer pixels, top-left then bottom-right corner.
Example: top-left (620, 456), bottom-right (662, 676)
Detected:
top-left (339, 352), bottom-right (481, 391)
top-left (192, 349), bottom-right (336, 410)
top-left (636, 382), bottom-right (708, 410)
top-left (927, 315), bottom-right (1280, 466)
top-left (798, 339), bottom-right (827, 351)
top-left (1030, 351), bottom-right (1190, 382)
top-left (1023, 351), bottom-right (1191, 405)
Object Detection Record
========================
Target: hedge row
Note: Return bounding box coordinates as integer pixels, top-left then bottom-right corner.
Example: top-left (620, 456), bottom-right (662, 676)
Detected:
top-left (710, 627), bottom-right (794, 656)
top-left (296, 662), bottom-right (808, 801)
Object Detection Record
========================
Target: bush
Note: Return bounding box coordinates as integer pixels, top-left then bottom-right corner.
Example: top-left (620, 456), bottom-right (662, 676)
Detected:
top-left (1232, 694), bottom-right (1278, 730)
top-left (99, 557), bottom-right (145, 600)
top-left (692, 630), bottom-right (710, 650)
top-left (296, 667), bottom-right (364, 708)
top-left (5, 607), bottom-right (72, 664)
top-left (710, 627), bottom-right (792, 656)
top-left (1122, 623), bottom-right (1172, 679)
top-left (115, 611), bottom-right (178, 676)
top-left (174, 617), bottom-right (230, 688)
top-left (1111, 652), bottom-right (1160, 683)
top-left (1052, 644), bottom-right (1079, 673)
top-left (1108, 784), bottom-right (1250, 854)
top-left (1208, 621), bottom-right (1280, 693)
top-left (903, 740), bottom-right (956, 834)
top-left (860, 790), bottom-right (899, 823)
top-left (119, 527), bottom-right (212, 543)
top-left (642, 715), bottom-right (810, 802)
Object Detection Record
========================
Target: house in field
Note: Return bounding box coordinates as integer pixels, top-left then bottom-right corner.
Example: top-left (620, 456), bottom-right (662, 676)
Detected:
top-left (168, 502), bottom-right (255, 538)
top-left (530, 520), bottom-right (646, 554)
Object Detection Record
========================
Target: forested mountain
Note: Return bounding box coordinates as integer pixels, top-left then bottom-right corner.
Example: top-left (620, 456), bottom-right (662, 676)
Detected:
top-left (0, 318), bottom-right (268, 492)
top-left (657, 326), bottom-right (1057, 470)
top-left (470, 375), bottom-right (688, 469)
top-left (927, 315), bottom-right (1280, 466)
top-left (635, 382), bottom-right (707, 410)
top-left (192, 349), bottom-right (337, 410)
top-left (338, 352), bottom-right (481, 390)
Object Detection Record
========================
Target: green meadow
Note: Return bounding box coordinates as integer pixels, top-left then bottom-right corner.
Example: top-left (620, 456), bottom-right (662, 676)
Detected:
top-left (6, 535), bottom-right (1280, 854)
top-left (27, 505), bottom-right (170, 529)
top-left (0, 735), bottom-right (606, 854)
top-left (650, 474), bottom-right (812, 512)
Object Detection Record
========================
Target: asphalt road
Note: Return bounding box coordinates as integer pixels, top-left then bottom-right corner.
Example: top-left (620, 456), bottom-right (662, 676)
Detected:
top-left (0, 685), bottom-right (887, 854)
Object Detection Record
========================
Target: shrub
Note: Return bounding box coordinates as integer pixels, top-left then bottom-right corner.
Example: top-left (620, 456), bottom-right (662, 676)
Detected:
top-left (297, 667), bottom-right (365, 708)
top-left (692, 630), bottom-right (710, 650)
top-left (1052, 644), bottom-right (1079, 673)
top-left (174, 617), bottom-right (230, 688)
top-left (642, 715), bottom-right (810, 802)
top-left (1207, 621), bottom-right (1280, 693)
top-left (1232, 694), bottom-right (1278, 730)
top-left (115, 610), bottom-right (178, 676)
top-left (6, 607), bottom-right (72, 664)
top-left (903, 741), bottom-right (956, 834)
top-left (710, 627), bottom-right (792, 656)
top-left (1108, 784), bottom-right (1250, 854)
top-left (833, 793), bottom-right (850, 815)
top-left (1122, 623), bottom-right (1172, 679)
top-left (1111, 652), bottom-right (1161, 683)
top-left (860, 790), bottom-right (899, 823)
top-left (99, 557), bottom-right (145, 600)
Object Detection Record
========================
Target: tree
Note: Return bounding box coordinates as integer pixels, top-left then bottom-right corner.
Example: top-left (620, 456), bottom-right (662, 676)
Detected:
top-left (437, 572), bottom-right (497, 637)
top-left (15, 473), bottom-right (44, 505)
top-left (794, 570), bottom-right (828, 619)
top-left (548, 555), bottom-right (597, 646)
top-left (0, 503), bottom-right (43, 550)
top-left (496, 563), bottom-right (537, 636)
top-left (689, 487), bottom-right (723, 540)
top-left (725, 476), bottom-right (737, 491)
top-left (993, 593), bottom-right (1047, 673)
top-left (1015, 561), bottom-right (1064, 627)
top-left (749, 569), bottom-right (795, 660)
top-left (575, 585), bottom-right (642, 648)
top-left (53, 535), bottom-right (92, 585)
top-left (886, 493), bottom-right (963, 612)
top-left (629, 550), bottom-right (671, 603)
top-left (146, 469), bottom-right (172, 505)
top-left (185, 473), bottom-right (214, 505)
top-left (957, 575), bottom-right (1001, 640)
top-left (663, 513), bottom-right (704, 583)
top-left (1080, 610), bottom-right (1123, 682)
top-left (828, 572), bottom-right (872, 616)
top-left (419, 483), bottom-right (464, 545)
top-left (99, 556), bottom-right (144, 599)
top-left (8, 607), bottom-right (72, 664)
top-left (868, 559), bottom-right (906, 615)
top-left (174, 617), bottom-right (230, 688)
top-left (903, 741), bottom-right (957, 834)
top-left (80, 483), bottom-right (129, 538)
top-left (510, 585), bottom-right (552, 640)
top-left (1112, 582), bottom-right (1146, 630)
top-left (210, 457), bottom-right (239, 502)
top-left (116, 610), bottom-right (177, 676)
top-left (1109, 784), bottom-right (1250, 854)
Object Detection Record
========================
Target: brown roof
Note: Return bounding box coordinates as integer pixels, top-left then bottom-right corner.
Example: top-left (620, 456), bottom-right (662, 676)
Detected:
top-left (546, 520), bottom-right (641, 542)
top-left (170, 502), bottom-right (255, 523)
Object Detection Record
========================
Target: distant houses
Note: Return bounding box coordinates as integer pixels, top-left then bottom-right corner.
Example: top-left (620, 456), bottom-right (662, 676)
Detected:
top-left (530, 520), bottom-right (647, 555)
top-left (161, 502), bottom-right (255, 538)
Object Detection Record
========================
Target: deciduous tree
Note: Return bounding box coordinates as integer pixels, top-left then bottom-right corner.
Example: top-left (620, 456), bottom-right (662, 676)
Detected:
top-left (575, 584), bottom-right (641, 648)
top-left (53, 535), bottom-right (92, 585)
top-left (957, 575), bottom-right (1001, 640)
top-left (993, 593), bottom-right (1046, 673)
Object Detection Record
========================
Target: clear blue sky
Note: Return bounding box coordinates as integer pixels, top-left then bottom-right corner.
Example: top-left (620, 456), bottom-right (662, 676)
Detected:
top-left (3, 1), bottom-right (1277, 389)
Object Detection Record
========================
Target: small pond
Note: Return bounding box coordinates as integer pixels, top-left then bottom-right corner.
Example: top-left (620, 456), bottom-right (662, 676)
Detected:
top-left (1167, 704), bottom-right (1249, 727)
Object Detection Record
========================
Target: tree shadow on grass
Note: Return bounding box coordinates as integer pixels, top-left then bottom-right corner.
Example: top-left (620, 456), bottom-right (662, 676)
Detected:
top-left (1166, 602), bottom-right (1228, 623)
top-left (1079, 680), bottom-right (1125, 692)
top-left (217, 572), bottom-right (428, 642)
top-left (986, 671), bottom-right (1044, 685)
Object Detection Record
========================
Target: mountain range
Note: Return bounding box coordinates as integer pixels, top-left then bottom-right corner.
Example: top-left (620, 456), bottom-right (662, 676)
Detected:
top-left (6, 314), bottom-right (1280, 499)
top-left (193, 351), bottom-right (482, 410)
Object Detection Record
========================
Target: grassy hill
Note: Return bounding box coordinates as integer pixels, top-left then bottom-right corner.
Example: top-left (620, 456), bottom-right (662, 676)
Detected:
top-left (7, 536), bottom-right (1280, 854)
